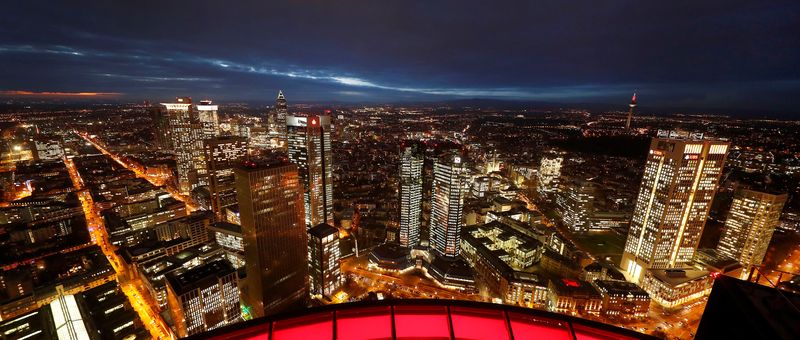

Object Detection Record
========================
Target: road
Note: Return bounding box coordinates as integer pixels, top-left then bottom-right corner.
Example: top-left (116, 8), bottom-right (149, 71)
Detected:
top-left (339, 255), bottom-right (488, 302)
top-left (64, 154), bottom-right (175, 339)
top-left (76, 131), bottom-right (198, 211)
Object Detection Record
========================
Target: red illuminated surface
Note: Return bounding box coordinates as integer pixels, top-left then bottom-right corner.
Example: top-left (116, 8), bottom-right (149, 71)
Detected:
top-left (337, 307), bottom-right (392, 340)
top-left (508, 312), bottom-right (573, 340)
top-left (200, 301), bottom-right (653, 340)
top-left (562, 278), bottom-right (581, 287)
top-left (272, 312), bottom-right (333, 340)
top-left (394, 305), bottom-right (450, 340)
top-left (450, 307), bottom-right (509, 340)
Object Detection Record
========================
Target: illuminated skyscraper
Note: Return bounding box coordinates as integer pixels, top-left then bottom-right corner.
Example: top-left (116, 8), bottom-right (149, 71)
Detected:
top-left (717, 188), bottom-right (787, 276)
top-left (399, 143), bottom-right (424, 248)
top-left (204, 136), bottom-right (249, 221)
top-left (308, 223), bottom-right (343, 298)
top-left (621, 131), bottom-right (729, 282)
top-left (162, 97), bottom-right (220, 193)
top-left (197, 100), bottom-right (220, 137)
top-left (162, 97), bottom-right (198, 193)
top-left (625, 92), bottom-right (637, 130)
top-left (166, 260), bottom-right (240, 337)
top-left (286, 115), bottom-right (334, 228)
top-left (430, 150), bottom-right (466, 258)
top-left (559, 180), bottom-right (596, 232)
top-left (235, 159), bottom-right (308, 317)
top-left (537, 155), bottom-right (562, 196)
top-left (271, 91), bottom-right (288, 146)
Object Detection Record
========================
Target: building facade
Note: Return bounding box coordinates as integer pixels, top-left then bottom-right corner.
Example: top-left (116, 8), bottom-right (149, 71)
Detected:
top-left (717, 188), bottom-right (787, 276)
top-left (166, 260), bottom-right (240, 337)
top-left (559, 180), bottom-right (596, 232)
top-left (621, 133), bottom-right (729, 282)
top-left (235, 160), bottom-right (308, 317)
top-left (270, 91), bottom-right (288, 146)
top-left (430, 151), bottom-right (466, 258)
top-left (308, 223), bottom-right (343, 298)
top-left (398, 143), bottom-right (424, 248)
top-left (204, 136), bottom-right (249, 221)
top-left (286, 115), bottom-right (334, 228)
top-left (536, 155), bottom-right (562, 196)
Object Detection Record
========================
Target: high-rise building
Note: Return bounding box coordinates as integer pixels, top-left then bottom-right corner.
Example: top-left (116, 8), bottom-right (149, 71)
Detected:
top-left (271, 91), bottom-right (288, 145)
top-left (717, 188), bottom-right (787, 276)
top-left (625, 92), bottom-right (637, 130)
top-left (399, 143), bottom-right (424, 248)
top-left (152, 106), bottom-right (173, 150)
top-left (537, 155), bottom-right (562, 196)
top-left (430, 151), bottom-right (466, 258)
top-left (308, 223), bottom-right (343, 298)
top-left (235, 159), bottom-right (308, 317)
top-left (161, 97), bottom-right (220, 193)
top-left (286, 115), bottom-right (334, 228)
top-left (559, 180), bottom-right (596, 232)
top-left (204, 136), bottom-right (249, 221)
top-left (166, 260), bottom-right (240, 337)
top-left (621, 132), bottom-right (729, 282)
top-left (162, 97), bottom-right (197, 193)
top-left (197, 100), bottom-right (220, 139)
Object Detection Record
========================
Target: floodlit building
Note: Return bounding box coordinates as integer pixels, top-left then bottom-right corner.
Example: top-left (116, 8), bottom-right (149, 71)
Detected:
top-left (286, 115), bottom-right (334, 228)
top-left (204, 136), bottom-right (249, 221)
top-left (162, 97), bottom-right (197, 193)
top-left (270, 91), bottom-right (289, 145)
top-left (166, 260), bottom-right (241, 337)
top-left (717, 188), bottom-right (787, 277)
top-left (639, 268), bottom-right (713, 310)
top-left (308, 223), bottom-right (343, 298)
top-left (460, 221), bottom-right (549, 308)
top-left (398, 143), bottom-right (424, 248)
top-left (430, 150), bottom-right (466, 258)
top-left (536, 155), bottom-right (562, 195)
top-left (558, 180), bottom-right (596, 232)
top-left (594, 280), bottom-right (650, 319)
top-left (547, 278), bottom-right (602, 316)
top-left (621, 132), bottom-right (729, 283)
top-left (208, 221), bottom-right (245, 268)
top-left (235, 159), bottom-right (308, 317)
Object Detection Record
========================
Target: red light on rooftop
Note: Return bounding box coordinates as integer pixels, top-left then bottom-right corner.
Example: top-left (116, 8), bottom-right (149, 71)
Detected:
top-left (311, 118), bottom-right (318, 125)
top-left (562, 279), bottom-right (580, 287)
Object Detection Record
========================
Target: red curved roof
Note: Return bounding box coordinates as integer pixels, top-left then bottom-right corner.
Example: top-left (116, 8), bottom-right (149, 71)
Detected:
top-left (195, 300), bottom-right (655, 340)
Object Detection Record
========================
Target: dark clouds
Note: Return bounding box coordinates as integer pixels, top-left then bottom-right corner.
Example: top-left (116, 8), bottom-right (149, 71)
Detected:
top-left (1, 1), bottom-right (799, 114)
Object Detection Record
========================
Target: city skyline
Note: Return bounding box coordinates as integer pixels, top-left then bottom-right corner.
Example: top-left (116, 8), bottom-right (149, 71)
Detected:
top-left (1, 2), bottom-right (799, 340)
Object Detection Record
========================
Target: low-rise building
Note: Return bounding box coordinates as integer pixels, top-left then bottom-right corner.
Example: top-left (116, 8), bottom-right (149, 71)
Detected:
top-left (593, 280), bottom-right (650, 319)
top-left (640, 268), bottom-right (713, 309)
top-left (547, 278), bottom-right (602, 316)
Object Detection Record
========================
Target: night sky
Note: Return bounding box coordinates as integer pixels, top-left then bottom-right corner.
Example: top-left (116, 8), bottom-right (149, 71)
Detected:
top-left (1, 1), bottom-right (799, 114)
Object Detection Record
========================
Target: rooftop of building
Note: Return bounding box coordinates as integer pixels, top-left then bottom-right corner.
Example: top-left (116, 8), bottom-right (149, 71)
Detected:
top-left (209, 221), bottom-right (242, 235)
top-left (647, 268), bottom-right (710, 286)
top-left (166, 260), bottom-right (236, 296)
top-left (309, 223), bottom-right (338, 239)
top-left (550, 278), bottom-right (601, 298)
top-left (593, 280), bottom-right (650, 298)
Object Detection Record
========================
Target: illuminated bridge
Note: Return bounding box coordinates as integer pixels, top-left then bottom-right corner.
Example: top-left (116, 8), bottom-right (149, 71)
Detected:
top-left (192, 300), bottom-right (656, 340)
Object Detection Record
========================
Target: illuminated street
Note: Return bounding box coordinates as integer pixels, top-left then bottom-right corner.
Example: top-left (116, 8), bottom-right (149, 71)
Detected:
top-left (64, 155), bottom-right (175, 339)
top-left (2, 4), bottom-right (799, 338)
top-left (76, 130), bottom-right (198, 211)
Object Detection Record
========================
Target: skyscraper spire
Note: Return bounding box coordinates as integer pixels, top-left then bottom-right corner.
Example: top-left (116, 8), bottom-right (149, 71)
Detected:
top-left (625, 91), bottom-right (637, 130)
